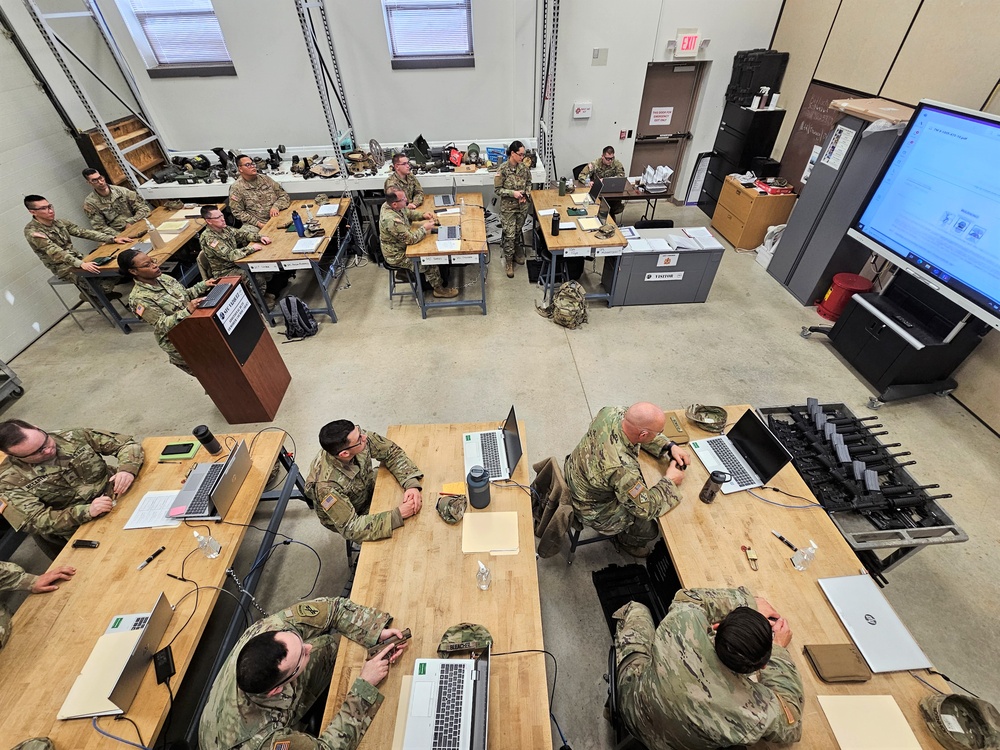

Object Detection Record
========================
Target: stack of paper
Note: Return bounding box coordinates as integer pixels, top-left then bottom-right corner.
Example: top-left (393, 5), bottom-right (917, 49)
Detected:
top-left (680, 226), bottom-right (724, 249)
top-left (316, 203), bottom-right (340, 217)
top-left (293, 238), bottom-right (323, 253)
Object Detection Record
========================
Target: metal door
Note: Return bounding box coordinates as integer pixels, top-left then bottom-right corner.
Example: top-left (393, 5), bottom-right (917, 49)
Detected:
top-left (630, 62), bottom-right (705, 196)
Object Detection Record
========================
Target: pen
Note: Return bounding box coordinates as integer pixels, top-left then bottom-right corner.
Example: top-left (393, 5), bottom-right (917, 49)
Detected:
top-left (138, 545), bottom-right (166, 570)
top-left (771, 530), bottom-right (798, 552)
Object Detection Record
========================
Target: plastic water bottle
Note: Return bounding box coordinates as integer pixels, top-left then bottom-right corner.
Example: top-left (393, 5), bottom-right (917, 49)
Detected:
top-left (146, 219), bottom-right (165, 249)
top-left (476, 560), bottom-right (491, 591)
top-left (194, 530), bottom-right (221, 559)
top-left (791, 540), bottom-right (817, 571)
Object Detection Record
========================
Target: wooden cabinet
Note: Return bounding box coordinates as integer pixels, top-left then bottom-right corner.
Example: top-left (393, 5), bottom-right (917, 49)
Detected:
top-left (711, 175), bottom-right (796, 249)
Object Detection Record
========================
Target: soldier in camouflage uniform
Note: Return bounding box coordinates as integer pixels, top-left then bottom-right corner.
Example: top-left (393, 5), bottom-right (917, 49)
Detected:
top-left (0, 561), bottom-right (76, 651)
top-left (379, 190), bottom-right (458, 298)
top-left (199, 204), bottom-right (286, 307)
top-left (229, 155), bottom-right (291, 229)
top-left (579, 146), bottom-right (626, 216)
top-left (493, 140), bottom-right (532, 278)
top-left (118, 248), bottom-right (215, 375)
top-left (0, 419), bottom-right (143, 547)
top-left (383, 153), bottom-right (424, 208)
top-left (305, 420), bottom-right (424, 542)
top-left (81, 168), bottom-right (151, 232)
top-left (613, 587), bottom-right (804, 749)
top-left (22, 194), bottom-right (129, 297)
top-left (199, 596), bottom-right (408, 750)
top-left (564, 403), bottom-right (691, 556)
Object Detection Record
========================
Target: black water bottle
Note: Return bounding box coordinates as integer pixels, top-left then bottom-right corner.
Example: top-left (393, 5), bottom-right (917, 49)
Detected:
top-left (551, 210), bottom-right (560, 236)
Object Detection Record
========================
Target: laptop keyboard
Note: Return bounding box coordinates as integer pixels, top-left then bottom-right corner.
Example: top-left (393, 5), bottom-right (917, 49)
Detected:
top-left (432, 663), bottom-right (466, 750)
top-left (185, 464), bottom-right (224, 516)
top-left (479, 433), bottom-right (502, 478)
top-left (130, 616), bottom-right (149, 631)
top-left (706, 438), bottom-right (754, 488)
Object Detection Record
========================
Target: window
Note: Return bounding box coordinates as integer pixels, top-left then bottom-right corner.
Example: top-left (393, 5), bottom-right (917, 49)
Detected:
top-left (118, 0), bottom-right (234, 77)
top-left (382, 0), bottom-right (474, 69)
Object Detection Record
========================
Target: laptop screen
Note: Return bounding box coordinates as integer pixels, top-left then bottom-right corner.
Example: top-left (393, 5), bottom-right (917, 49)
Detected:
top-left (597, 198), bottom-right (611, 224)
top-left (727, 410), bottom-right (792, 484)
top-left (588, 177), bottom-right (603, 204)
top-left (501, 405), bottom-right (523, 477)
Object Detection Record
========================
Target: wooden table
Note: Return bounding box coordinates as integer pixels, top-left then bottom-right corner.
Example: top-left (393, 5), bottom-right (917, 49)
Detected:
top-left (531, 188), bottom-right (628, 305)
top-left (578, 179), bottom-right (664, 221)
top-left (405, 193), bottom-right (489, 318)
top-left (80, 206), bottom-right (207, 333)
top-left (0, 432), bottom-right (287, 749)
top-left (641, 405), bottom-right (948, 749)
top-left (323, 422), bottom-right (549, 749)
top-left (235, 197), bottom-right (352, 325)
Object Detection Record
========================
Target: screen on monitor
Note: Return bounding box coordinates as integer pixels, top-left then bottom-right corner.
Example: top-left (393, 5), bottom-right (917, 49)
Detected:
top-left (849, 100), bottom-right (1000, 331)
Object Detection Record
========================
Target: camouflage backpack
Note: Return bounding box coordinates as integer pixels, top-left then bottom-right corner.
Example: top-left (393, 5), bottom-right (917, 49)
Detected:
top-left (538, 280), bottom-right (588, 329)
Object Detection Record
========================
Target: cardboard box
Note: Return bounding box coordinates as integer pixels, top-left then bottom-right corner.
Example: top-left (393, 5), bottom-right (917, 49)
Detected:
top-left (829, 98), bottom-right (914, 125)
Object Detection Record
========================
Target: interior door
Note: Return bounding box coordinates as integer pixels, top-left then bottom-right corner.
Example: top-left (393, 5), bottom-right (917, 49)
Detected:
top-left (630, 62), bottom-right (705, 196)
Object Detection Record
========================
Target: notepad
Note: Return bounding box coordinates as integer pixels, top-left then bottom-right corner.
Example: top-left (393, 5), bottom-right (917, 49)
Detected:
top-left (462, 511), bottom-right (519, 555)
top-left (442, 481), bottom-right (467, 495)
top-left (157, 220), bottom-right (189, 233)
top-left (578, 217), bottom-right (601, 232)
top-left (316, 203), bottom-right (340, 216)
top-left (293, 238), bottom-right (323, 253)
top-left (818, 695), bottom-right (921, 749)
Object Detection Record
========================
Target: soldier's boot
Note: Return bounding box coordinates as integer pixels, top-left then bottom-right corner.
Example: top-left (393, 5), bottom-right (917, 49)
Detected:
top-left (264, 292), bottom-right (277, 310)
top-left (432, 286), bottom-right (459, 298)
top-left (613, 539), bottom-right (652, 558)
top-left (513, 247), bottom-right (526, 265)
top-left (505, 258), bottom-right (514, 278)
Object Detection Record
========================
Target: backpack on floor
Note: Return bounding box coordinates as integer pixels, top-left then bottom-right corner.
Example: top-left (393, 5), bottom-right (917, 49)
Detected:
top-left (278, 295), bottom-right (318, 341)
top-left (537, 280), bottom-right (588, 329)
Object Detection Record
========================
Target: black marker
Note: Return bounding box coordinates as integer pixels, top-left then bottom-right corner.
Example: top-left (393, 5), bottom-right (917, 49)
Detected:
top-left (138, 545), bottom-right (166, 570)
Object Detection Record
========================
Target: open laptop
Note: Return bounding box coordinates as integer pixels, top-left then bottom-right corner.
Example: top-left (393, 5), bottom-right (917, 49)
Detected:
top-left (403, 647), bottom-right (490, 750)
top-left (462, 405), bottom-right (523, 481)
top-left (434, 177), bottom-right (458, 207)
top-left (819, 575), bottom-right (932, 673)
top-left (578, 198), bottom-right (611, 232)
top-left (571, 177), bottom-right (603, 205)
top-left (600, 176), bottom-right (627, 193)
top-left (437, 225), bottom-right (461, 241)
top-left (690, 409), bottom-right (792, 494)
top-left (168, 439), bottom-right (252, 519)
top-left (59, 593), bottom-right (173, 719)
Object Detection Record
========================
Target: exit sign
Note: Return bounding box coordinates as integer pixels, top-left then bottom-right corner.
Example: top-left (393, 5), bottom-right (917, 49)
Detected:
top-left (675, 29), bottom-right (700, 58)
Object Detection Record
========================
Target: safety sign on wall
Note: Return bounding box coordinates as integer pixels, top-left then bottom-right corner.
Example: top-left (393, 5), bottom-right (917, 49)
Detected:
top-left (649, 107), bottom-right (674, 127)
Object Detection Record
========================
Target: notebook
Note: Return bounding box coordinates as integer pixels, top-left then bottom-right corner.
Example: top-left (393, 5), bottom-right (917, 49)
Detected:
top-left (578, 198), bottom-right (611, 232)
top-left (689, 409), bottom-right (792, 494)
top-left (167, 440), bottom-right (252, 519)
top-left (402, 647), bottom-right (490, 750)
top-left (462, 406), bottom-right (523, 481)
top-left (570, 177), bottom-right (603, 205)
top-left (58, 593), bottom-right (173, 719)
top-left (818, 575), bottom-right (932, 673)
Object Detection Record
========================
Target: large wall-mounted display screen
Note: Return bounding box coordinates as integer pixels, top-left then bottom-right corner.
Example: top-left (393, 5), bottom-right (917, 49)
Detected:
top-left (849, 100), bottom-right (1000, 330)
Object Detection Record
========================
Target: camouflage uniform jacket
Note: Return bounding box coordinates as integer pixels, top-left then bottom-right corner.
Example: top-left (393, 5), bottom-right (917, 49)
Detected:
top-left (378, 203), bottom-right (427, 268)
top-left (305, 430), bottom-right (423, 542)
top-left (580, 156), bottom-right (625, 183)
top-left (83, 185), bottom-right (151, 232)
top-left (198, 597), bottom-right (392, 750)
top-left (564, 406), bottom-right (680, 535)
top-left (383, 172), bottom-right (424, 207)
top-left (23, 218), bottom-right (115, 281)
top-left (229, 175), bottom-right (291, 227)
top-left (0, 429), bottom-right (143, 541)
top-left (0, 562), bottom-right (37, 650)
top-left (493, 160), bottom-right (533, 207)
top-left (614, 588), bottom-right (804, 749)
top-left (129, 276), bottom-right (212, 365)
top-left (200, 226), bottom-right (262, 279)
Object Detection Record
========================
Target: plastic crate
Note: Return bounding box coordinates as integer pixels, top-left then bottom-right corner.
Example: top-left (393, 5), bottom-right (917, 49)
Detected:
top-left (592, 563), bottom-right (665, 635)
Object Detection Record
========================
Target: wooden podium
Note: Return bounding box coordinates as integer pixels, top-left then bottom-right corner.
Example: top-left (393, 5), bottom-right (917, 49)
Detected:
top-left (169, 276), bottom-right (291, 423)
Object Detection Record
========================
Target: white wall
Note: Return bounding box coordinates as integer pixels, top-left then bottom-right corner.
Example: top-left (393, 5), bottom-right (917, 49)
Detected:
top-left (0, 26), bottom-right (101, 361)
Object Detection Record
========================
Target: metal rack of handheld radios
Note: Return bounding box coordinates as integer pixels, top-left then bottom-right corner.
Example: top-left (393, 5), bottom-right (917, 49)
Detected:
top-left (148, 137), bottom-right (535, 185)
top-left (763, 397), bottom-right (963, 583)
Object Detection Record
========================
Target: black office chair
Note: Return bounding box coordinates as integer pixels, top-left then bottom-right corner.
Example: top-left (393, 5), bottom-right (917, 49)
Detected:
top-left (566, 516), bottom-right (614, 564)
top-left (632, 219), bottom-right (674, 229)
top-left (572, 162), bottom-right (589, 182)
top-left (606, 645), bottom-right (650, 750)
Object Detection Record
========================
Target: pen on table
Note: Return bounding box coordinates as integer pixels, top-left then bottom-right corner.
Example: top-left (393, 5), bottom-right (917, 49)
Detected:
top-left (771, 530), bottom-right (798, 552)
top-left (138, 546), bottom-right (166, 570)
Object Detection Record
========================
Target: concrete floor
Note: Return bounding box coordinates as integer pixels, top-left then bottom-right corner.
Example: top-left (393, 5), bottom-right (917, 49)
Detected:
top-left (4, 201), bottom-right (999, 749)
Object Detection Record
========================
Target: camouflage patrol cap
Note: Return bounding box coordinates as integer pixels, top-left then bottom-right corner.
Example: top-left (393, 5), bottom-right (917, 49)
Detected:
top-left (437, 623), bottom-right (493, 658)
top-left (314, 193), bottom-right (329, 206)
top-left (595, 223), bottom-right (616, 239)
top-left (163, 199), bottom-right (184, 210)
top-left (919, 694), bottom-right (1000, 750)
top-left (436, 493), bottom-right (467, 525)
top-left (10, 739), bottom-right (55, 750)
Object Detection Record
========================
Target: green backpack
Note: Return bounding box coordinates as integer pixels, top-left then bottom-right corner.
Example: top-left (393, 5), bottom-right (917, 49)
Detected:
top-left (538, 280), bottom-right (588, 329)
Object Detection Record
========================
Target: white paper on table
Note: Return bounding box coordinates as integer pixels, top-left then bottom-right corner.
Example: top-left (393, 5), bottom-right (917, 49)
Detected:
top-left (435, 240), bottom-right (460, 252)
top-left (124, 490), bottom-right (182, 529)
top-left (559, 222), bottom-right (575, 230)
top-left (627, 238), bottom-right (651, 252)
top-left (646, 237), bottom-right (670, 251)
top-left (817, 695), bottom-right (920, 749)
top-left (438, 207), bottom-right (460, 215)
top-left (316, 204), bottom-right (340, 216)
top-left (619, 226), bottom-right (640, 239)
top-left (536, 208), bottom-right (556, 216)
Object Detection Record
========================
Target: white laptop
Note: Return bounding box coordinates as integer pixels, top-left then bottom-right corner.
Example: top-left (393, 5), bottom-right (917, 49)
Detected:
top-left (59, 593), bottom-right (173, 719)
top-left (403, 647), bottom-right (490, 750)
top-left (690, 409), bottom-right (792, 494)
top-left (819, 575), bottom-right (932, 673)
top-left (434, 177), bottom-right (458, 207)
top-left (168, 440), bottom-right (252, 519)
top-left (462, 405), bottom-right (523, 481)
